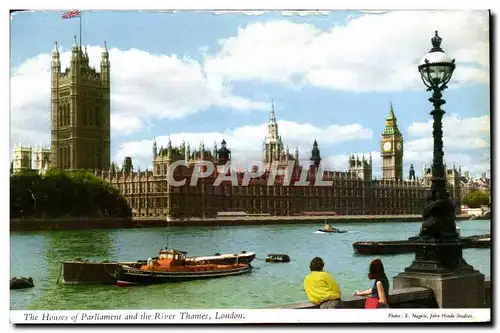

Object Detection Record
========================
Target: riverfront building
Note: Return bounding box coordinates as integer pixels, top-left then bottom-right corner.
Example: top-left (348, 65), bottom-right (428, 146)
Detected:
top-left (98, 104), bottom-right (462, 220)
top-left (50, 37), bottom-right (111, 171)
top-left (12, 40), bottom-right (466, 219)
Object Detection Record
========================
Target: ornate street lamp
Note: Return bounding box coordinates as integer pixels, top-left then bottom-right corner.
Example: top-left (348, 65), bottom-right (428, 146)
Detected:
top-left (417, 31), bottom-right (458, 241)
top-left (405, 31), bottom-right (474, 274)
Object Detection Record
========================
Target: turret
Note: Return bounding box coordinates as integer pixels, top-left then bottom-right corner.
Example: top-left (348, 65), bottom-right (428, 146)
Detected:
top-left (200, 141), bottom-right (205, 159)
top-left (122, 156), bottom-right (133, 173)
top-left (51, 41), bottom-right (61, 73)
top-left (100, 41), bottom-right (110, 86)
top-left (213, 141), bottom-right (218, 160)
top-left (70, 35), bottom-right (80, 72)
top-left (409, 164), bottom-right (416, 181)
top-left (218, 139), bottom-right (231, 165)
top-left (152, 138), bottom-right (158, 158)
top-left (310, 139), bottom-right (321, 169)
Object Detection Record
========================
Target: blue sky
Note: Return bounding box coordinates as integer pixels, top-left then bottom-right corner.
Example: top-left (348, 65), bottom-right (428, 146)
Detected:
top-left (10, 10), bottom-right (490, 178)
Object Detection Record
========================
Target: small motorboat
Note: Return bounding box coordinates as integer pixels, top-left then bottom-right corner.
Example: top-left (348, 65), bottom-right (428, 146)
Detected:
top-left (265, 253), bottom-right (291, 263)
top-left (186, 251), bottom-right (256, 265)
top-left (318, 223), bottom-right (347, 233)
top-left (115, 248), bottom-right (252, 286)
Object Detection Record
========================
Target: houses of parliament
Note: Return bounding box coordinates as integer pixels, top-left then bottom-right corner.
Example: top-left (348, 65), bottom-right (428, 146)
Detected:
top-left (12, 40), bottom-right (464, 220)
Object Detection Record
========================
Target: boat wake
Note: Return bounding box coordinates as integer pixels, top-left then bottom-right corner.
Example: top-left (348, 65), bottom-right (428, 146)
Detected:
top-left (313, 231), bottom-right (326, 234)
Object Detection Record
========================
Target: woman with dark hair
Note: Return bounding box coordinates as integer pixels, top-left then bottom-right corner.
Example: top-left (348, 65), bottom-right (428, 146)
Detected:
top-left (303, 257), bottom-right (343, 309)
top-left (353, 259), bottom-right (390, 308)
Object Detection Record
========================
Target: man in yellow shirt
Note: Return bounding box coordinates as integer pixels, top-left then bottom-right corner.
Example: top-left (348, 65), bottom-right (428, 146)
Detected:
top-left (304, 257), bottom-right (343, 308)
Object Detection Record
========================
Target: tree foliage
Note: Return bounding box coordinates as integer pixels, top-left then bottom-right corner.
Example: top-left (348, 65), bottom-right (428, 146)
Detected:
top-left (10, 169), bottom-right (132, 219)
top-left (462, 190), bottom-right (490, 209)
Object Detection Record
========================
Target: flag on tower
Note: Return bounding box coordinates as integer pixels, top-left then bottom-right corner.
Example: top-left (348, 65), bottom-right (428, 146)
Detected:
top-left (62, 10), bottom-right (83, 48)
top-left (62, 10), bottom-right (80, 19)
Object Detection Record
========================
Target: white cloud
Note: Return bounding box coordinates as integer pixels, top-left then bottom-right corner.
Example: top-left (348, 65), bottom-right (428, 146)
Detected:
top-left (110, 114), bottom-right (143, 133)
top-left (204, 10), bottom-right (489, 92)
top-left (407, 114), bottom-right (490, 139)
top-left (402, 114), bottom-right (490, 175)
top-left (10, 45), bottom-right (268, 148)
top-left (114, 121), bottom-right (373, 169)
top-left (405, 114), bottom-right (490, 153)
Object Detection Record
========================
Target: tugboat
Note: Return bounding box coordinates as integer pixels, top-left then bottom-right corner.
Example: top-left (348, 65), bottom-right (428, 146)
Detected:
top-left (115, 248), bottom-right (252, 286)
top-left (318, 222), bottom-right (347, 233)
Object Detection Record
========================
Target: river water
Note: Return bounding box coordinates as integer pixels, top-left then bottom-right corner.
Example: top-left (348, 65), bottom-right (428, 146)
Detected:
top-left (10, 219), bottom-right (490, 310)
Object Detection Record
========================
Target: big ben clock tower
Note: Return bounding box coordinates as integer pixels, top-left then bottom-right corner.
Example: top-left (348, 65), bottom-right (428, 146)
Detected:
top-left (380, 103), bottom-right (403, 180)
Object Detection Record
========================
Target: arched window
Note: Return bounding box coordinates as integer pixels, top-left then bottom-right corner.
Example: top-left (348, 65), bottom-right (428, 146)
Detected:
top-left (96, 148), bottom-right (101, 169)
top-left (59, 147), bottom-right (63, 168)
top-left (90, 147), bottom-right (95, 168)
top-left (63, 105), bottom-right (66, 126)
top-left (65, 105), bottom-right (69, 126)
top-left (94, 107), bottom-right (99, 127)
top-left (58, 106), bottom-right (63, 126)
top-left (90, 107), bottom-right (94, 126)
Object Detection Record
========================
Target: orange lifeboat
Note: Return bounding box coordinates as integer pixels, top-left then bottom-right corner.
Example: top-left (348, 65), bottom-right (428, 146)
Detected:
top-left (115, 249), bottom-right (251, 286)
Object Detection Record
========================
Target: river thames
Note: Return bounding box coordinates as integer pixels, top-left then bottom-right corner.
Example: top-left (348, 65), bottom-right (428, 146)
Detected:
top-left (10, 219), bottom-right (490, 310)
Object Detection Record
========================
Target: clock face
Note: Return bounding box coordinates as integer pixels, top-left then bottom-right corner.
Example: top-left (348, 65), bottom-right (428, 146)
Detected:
top-left (383, 141), bottom-right (392, 152)
top-left (396, 142), bottom-right (402, 151)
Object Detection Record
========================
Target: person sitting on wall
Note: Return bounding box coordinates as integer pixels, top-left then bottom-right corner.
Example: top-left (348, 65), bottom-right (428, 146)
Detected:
top-left (353, 259), bottom-right (390, 308)
top-left (303, 257), bottom-right (343, 308)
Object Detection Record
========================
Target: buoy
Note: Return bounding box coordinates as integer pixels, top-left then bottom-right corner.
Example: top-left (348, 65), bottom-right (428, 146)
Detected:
top-left (10, 276), bottom-right (34, 289)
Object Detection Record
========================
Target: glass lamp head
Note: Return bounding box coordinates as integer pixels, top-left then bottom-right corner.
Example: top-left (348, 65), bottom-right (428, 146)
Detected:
top-left (418, 31), bottom-right (455, 91)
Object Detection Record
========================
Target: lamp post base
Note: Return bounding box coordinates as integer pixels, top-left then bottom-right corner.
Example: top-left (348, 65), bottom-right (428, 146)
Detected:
top-left (403, 239), bottom-right (474, 275)
top-left (393, 240), bottom-right (486, 308)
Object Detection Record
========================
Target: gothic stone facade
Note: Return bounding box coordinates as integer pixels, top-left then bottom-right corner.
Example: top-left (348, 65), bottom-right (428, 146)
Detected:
top-left (98, 150), bottom-right (428, 219)
top-left (96, 104), bottom-right (461, 219)
top-left (51, 37), bottom-right (111, 171)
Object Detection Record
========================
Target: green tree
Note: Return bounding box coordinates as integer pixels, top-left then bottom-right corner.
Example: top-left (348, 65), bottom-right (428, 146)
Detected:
top-left (10, 170), bottom-right (132, 219)
top-left (462, 190), bottom-right (490, 209)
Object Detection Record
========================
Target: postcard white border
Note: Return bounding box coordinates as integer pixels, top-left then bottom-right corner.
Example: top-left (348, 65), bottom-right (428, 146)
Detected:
top-left (9, 309), bottom-right (492, 324)
top-left (4, 0), bottom-right (498, 333)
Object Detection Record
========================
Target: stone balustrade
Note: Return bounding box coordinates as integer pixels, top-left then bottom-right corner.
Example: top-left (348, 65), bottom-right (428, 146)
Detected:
top-left (264, 278), bottom-right (490, 309)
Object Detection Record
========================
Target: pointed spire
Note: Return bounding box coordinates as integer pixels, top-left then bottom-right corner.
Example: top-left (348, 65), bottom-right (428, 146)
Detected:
top-left (102, 41), bottom-right (109, 61)
top-left (52, 41), bottom-right (59, 56)
top-left (386, 101), bottom-right (396, 120)
top-left (167, 135), bottom-right (172, 148)
top-left (71, 35), bottom-right (79, 55)
top-left (270, 99), bottom-right (276, 121)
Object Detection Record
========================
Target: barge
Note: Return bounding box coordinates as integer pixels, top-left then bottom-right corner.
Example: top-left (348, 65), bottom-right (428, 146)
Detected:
top-left (352, 233), bottom-right (491, 255)
top-left (61, 250), bottom-right (255, 285)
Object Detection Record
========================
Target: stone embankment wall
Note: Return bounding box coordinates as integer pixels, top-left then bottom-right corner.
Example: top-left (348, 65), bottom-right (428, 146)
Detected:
top-left (10, 214), bottom-right (471, 231)
top-left (10, 218), bottom-right (132, 231)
